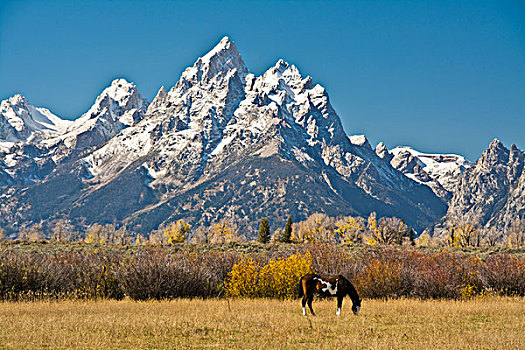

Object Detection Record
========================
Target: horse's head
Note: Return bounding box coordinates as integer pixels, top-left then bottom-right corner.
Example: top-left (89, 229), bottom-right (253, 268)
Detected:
top-left (351, 298), bottom-right (361, 316)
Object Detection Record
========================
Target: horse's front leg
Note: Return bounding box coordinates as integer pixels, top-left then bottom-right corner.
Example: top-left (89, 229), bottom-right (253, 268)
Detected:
top-left (336, 295), bottom-right (343, 316)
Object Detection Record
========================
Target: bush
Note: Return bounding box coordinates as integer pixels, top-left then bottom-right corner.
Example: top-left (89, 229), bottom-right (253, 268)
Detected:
top-left (480, 254), bottom-right (525, 296)
top-left (225, 251), bottom-right (313, 299)
top-left (1, 243), bottom-right (525, 301)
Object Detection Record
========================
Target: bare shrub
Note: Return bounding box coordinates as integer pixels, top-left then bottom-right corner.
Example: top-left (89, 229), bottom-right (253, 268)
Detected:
top-left (292, 213), bottom-right (335, 243)
top-left (480, 254), bottom-right (525, 296)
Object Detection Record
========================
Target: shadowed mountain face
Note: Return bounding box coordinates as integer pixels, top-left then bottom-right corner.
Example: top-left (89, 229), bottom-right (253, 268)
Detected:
top-left (1, 37), bottom-right (454, 236)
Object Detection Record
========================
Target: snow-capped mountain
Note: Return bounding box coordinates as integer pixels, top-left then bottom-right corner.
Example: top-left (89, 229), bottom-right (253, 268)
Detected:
top-left (0, 94), bottom-right (70, 148)
top-left (0, 95), bottom-right (70, 186)
top-left (0, 78), bottom-right (149, 183)
top-left (53, 78), bottom-right (149, 150)
top-left (381, 145), bottom-right (471, 200)
top-left (0, 36), bottom-right (442, 235)
top-left (11, 36), bottom-right (519, 237)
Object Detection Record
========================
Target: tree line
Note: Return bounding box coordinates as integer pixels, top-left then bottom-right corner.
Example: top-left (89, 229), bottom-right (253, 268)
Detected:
top-left (1, 213), bottom-right (524, 248)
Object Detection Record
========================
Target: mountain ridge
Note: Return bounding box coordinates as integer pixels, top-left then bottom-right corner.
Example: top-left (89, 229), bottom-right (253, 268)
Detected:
top-left (0, 37), bottom-right (520, 239)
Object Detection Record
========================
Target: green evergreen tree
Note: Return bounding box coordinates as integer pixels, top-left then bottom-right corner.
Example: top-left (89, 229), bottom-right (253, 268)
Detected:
top-left (282, 216), bottom-right (293, 243)
top-left (408, 227), bottom-right (415, 246)
top-left (258, 218), bottom-right (271, 243)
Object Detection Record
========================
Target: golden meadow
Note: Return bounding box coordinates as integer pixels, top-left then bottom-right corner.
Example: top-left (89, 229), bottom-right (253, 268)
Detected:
top-left (1, 242), bottom-right (525, 349)
top-left (1, 298), bottom-right (524, 349)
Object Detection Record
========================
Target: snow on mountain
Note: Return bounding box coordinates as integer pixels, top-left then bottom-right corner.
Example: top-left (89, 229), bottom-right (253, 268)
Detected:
top-left (0, 37), bottom-right (448, 235)
top-left (0, 95), bottom-right (72, 185)
top-left (386, 146), bottom-right (471, 200)
top-left (0, 94), bottom-right (71, 146)
top-left (0, 80), bottom-right (148, 187)
top-left (53, 78), bottom-right (149, 150)
top-left (76, 37), bottom-right (445, 233)
top-left (83, 36), bottom-right (249, 184)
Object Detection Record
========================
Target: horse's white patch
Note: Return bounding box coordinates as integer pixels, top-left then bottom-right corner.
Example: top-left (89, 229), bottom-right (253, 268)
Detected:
top-left (314, 277), bottom-right (338, 295)
top-left (336, 308), bottom-right (341, 316)
top-left (303, 307), bottom-right (306, 316)
top-left (356, 306), bottom-right (361, 316)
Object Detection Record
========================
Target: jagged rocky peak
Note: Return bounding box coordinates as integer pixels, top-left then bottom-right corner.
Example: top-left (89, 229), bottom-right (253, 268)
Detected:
top-left (255, 59), bottom-right (316, 95)
top-left (59, 78), bottom-right (149, 149)
top-left (390, 148), bottom-right (422, 173)
top-left (444, 140), bottom-right (525, 232)
top-left (179, 36), bottom-right (248, 84)
top-left (375, 142), bottom-right (393, 161)
top-left (147, 86), bottom-right (168, 112)
top-left (81, 78), bottom-right (149, 123)
top-left (478, 138), bottom-right (510, 166)
top-left (7, 94), bottom-right (28, 106)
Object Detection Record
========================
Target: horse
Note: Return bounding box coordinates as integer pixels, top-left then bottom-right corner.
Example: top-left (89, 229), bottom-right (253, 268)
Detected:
top-left (298, 273), bottom-right (361, 316)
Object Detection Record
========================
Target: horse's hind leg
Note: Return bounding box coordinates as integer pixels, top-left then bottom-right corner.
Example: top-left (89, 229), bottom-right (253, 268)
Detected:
top-left (301, 296), bottom-right (307, 316)
top-left (307, 293), bottom-right (316, 316)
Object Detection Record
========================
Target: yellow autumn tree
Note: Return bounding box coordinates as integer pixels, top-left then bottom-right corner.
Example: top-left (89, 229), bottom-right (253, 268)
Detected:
top-left (209, 219), bottom-right (238, 243)
top-left (163, 219), bottom-right (191, 243)
top-left (258, 251), bottom-right (313, 299)
top-left (225, 251), bottom-right (313, 299)
top-left (363, 212), bottom-right (380, 245)
top-left (291, 213), bottom-right (335, 243)
top-left (447, 219), bottom-right (479, 247)
top-left (335, 216), bottom-right (365, 244)
top-left (363, 214), bottom-right (407, 245)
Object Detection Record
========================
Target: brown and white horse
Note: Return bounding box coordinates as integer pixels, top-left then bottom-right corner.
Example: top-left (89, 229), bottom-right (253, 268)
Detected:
top-left (299, 273), bottom-right (361, 316)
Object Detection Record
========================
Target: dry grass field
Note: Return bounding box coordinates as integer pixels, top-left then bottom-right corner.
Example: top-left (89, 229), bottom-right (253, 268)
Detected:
top-left (0, 297), bottom-right (524, 349)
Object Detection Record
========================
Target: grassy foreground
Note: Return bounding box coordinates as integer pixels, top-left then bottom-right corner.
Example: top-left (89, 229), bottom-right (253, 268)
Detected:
top-left (0, 298), bottom-right (524, 349)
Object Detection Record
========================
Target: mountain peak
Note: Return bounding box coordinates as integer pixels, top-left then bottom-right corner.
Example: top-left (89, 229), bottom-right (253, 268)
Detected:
top-left (101, 78), bottom-right (141, 105)
top-left (481, 138), bottom-right (509, 165)
top-left (486, 139), bottom-right (509, 153)
top-left (0, 94), bottom-right (69, 142)
top-left (8, 94), bottom-right (28, 105)
top-left (203, 36), bottom-right (233, 56)
top-left (189, 36), bottom-right (248, 81)
top-left (489, 138), bottom-right (504, 149)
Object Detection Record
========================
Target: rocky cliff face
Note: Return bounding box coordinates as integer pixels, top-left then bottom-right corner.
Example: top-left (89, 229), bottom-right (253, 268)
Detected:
top-left (445, 139), bottom-right (525, 230)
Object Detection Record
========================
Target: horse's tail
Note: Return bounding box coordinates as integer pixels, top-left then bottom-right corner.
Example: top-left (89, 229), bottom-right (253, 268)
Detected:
top-left (298, 276), bottom-right (304, 298)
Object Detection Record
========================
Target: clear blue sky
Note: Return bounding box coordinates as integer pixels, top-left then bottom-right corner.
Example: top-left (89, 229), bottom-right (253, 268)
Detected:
top-left (1, 0), bottom-right (523, 160)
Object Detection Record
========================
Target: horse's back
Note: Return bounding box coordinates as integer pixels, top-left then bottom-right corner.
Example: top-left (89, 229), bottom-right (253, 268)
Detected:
top-left (300, 273), bottom-right (319, 282)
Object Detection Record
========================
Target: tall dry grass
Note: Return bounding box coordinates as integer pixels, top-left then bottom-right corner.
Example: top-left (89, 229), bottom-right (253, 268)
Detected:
top-left (0, 297), bottom-right (523, 349)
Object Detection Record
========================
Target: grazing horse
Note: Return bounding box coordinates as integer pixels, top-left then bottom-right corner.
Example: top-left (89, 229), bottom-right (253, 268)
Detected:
top-left (298, 273), bottom-right (361, 316)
